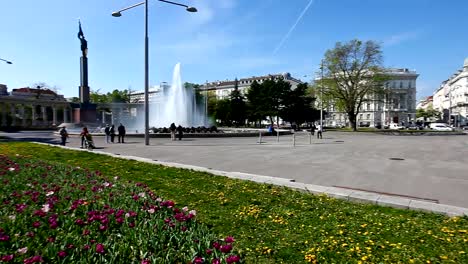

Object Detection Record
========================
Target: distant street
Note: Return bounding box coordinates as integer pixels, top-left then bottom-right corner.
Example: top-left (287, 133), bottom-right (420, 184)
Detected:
top-left (2, 130), bottom-right (468, 208)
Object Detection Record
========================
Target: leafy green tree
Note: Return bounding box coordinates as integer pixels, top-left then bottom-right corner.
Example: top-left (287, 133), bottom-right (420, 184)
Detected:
top-left (107, 89), bottom-right (131, 103)
top-left (321, 39), bottom-right (387, 131)
top-left (229, 79), bottom-right (247, 127)
top-left (214, 99), bottom-right (231, 126)
top-left (207, 92), bottom-right (217, 118)
top-left (262, 78), bottom-right (291, 127)
top-left (184, 82), bottom-right (201, 89)
top-left (89, 89), bottom-right (131, 103)
top-left (90, 90), bottom-right (108, 103)
top-left (416, 107), bottom-right (441, 121)
top-left (69, 97), bottom-right (81, 103)
top-left (280, 83), bottom-right (316, 126)
top-left (245, 80), bottom-right (266, 126)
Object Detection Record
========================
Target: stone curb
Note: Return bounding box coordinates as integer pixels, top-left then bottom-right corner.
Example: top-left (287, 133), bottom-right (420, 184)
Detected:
top-left (35, 142), bottom-right (468, 217)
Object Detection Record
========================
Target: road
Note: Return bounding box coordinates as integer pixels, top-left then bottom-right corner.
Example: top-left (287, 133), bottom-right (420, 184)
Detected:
top-left (2, 130), bottom-right (468, 208)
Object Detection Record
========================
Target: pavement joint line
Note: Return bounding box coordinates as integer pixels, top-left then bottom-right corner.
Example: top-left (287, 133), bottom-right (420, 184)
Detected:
top-left (30, 142), bottom-right (468, 217)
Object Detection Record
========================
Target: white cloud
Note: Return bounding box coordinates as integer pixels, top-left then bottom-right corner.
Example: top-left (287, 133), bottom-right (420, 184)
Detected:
top-left (273, 0), bottom-right (315, 54)
top-left (183, 0), bottom-right (236, 26)
top-left (383, 31), bottom-right (421, 46)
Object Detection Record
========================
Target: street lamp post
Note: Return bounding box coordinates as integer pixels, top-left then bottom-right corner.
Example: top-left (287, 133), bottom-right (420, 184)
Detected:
top-left (205, 80), bottom-right (208, 126)
top-left (112, 0), bottom-right (197, 145)
top-left (0, 58), bottom-right (12, 64)
top-left (319, 59), bottom-right (324, 130)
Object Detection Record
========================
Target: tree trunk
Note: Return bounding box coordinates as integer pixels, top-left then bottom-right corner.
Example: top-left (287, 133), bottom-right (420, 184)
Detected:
top-left (348, 112), bottom-right (357, 131)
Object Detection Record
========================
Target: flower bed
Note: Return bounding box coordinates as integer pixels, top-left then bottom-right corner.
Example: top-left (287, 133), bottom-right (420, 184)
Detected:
top-left (2, 143), bottom-right (468, 263)
top-left (0, 155), bottom-right (240, 263)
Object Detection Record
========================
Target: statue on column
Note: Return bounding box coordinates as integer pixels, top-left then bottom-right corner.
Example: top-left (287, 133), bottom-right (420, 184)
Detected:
top-left (78, 20), bottom-right (88, 57)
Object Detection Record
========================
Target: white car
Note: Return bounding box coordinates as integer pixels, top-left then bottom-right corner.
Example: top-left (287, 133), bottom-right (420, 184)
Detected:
top-left (429, 123), bottom-right (453, 131)
top-left (388, 123), bottom-right (404, 130)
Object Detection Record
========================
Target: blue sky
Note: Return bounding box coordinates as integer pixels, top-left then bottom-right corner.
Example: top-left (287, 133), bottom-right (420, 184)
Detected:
top-left (0, 0), bottom-right (467, 99)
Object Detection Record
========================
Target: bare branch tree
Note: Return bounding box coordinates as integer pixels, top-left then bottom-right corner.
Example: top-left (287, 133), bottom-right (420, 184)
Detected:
top-left (321, 39), bottom-right (388, 131)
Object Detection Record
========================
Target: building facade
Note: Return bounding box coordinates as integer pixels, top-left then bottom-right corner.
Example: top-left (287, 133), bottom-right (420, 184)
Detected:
top-left (432, 58), bottom-right (468, 127)
top-left (322, 68), bottom-right (418, 128)
top-left (416, 96), bottom-right (433, 111)
top-left (200, 72), bottom-right (303, 99)
top-left (0, 84), bottom-right (71, 128)
top-left (128, 82), bottom-right (171, 103)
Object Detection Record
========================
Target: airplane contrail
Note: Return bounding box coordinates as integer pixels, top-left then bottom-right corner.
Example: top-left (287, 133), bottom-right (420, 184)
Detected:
top-left (273, 0), bottom-right (314, 55)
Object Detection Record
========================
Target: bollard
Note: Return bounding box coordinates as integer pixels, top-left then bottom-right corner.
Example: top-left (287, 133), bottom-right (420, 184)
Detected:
top-left (293, 133), bottom-right (296, 147)
top-left (258, 131), bottom-right (262, 144)
top-left (309, 133), bottom-right (312, 144)
top-left (277, 130), bottom-right (280, 142)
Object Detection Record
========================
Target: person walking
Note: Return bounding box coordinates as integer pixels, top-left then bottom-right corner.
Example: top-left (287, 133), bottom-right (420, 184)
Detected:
top-left (118, 123), bottom-right (126, 143)
top-left (80, 127), bottom-right (90, 148)
top-left (316, 123), bottom-right (323, 139)
top-left (170, 123), bottom-right (176, 141)
top-left (59, 126), bottom-right (69, 146)
top-left (310, 123), bottom-right (316, 136)
top-left (176, 125), bottom-right (183, 140)
top-left (104, 124), bottom-right (111, 143)
top-left (110, 125), bottom-right (116, 143)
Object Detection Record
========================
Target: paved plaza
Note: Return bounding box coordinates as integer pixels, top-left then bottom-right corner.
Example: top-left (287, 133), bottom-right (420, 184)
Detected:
top-left (2, 131), bottom-right (468, 208)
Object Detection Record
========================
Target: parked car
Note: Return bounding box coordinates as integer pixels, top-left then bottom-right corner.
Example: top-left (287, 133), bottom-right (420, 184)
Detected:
top-left (429, 123), bottom-right (453, 131)
top-left (405, 124), bottom-right (423, 130)
top-left (388, 123), bottom-right (404, 130)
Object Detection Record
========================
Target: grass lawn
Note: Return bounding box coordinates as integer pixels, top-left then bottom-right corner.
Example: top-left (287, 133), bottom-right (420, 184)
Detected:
top-left (2, 142), bottom-right (468, 263)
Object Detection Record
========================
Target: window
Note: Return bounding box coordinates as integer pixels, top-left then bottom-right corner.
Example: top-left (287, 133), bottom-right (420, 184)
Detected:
top-left (400, 82), bottom-right (403, 88)
top-left (367, 114), bottom-right (371, 119)
top-left (359, 114), bottom-right (363, 119)
top-left (408, 81), bottom-right (412, 88)
top-left (392, 82), bottom-right (396, 88)
top-left (367, 103), bottom-right (371, 110)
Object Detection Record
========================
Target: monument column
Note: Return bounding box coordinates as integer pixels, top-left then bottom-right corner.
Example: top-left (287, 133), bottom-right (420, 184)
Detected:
top-left (31, 105), bottom-right (36, 126)
top-left (20, 105), bottom-right (26, 127)
top-left (75, 21), bottom-right (97, 124)
top-left (102, 110), bottom-right (106, 124)
top-left (42, 106), bottom-right (47, 125)
top-left (119, 107), bottom-right (123, 124)
top-left (10, 104), bottom-right (16, 126)
top-left (63, 108), bottom-right (69, 123)
top-left (1, 103), bottom-right (7, 126)
top-left (52, 106), bottom-right (57, 126)
top-left (78, 20), bottom-right (90, 104)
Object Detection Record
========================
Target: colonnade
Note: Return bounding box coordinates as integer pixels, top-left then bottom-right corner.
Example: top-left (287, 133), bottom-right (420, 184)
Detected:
top-left (0, 101), bottom-right (71, 127)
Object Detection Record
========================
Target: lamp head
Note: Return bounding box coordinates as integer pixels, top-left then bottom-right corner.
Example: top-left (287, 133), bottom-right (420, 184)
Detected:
top-left (112, 12), bottom-right (122, 17)
top-left (186, 6), bottom-right (197, 12)
top-left (6, 61), bottom-right (12, 64)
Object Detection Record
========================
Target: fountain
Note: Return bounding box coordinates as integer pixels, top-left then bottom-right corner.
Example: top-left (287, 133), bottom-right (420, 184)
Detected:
top-left (150, 63), bottom-right (207, 128)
